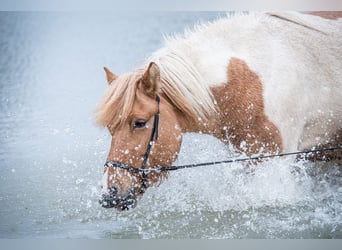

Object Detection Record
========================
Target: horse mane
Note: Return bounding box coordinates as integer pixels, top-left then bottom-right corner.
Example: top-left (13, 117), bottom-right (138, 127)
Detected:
top-left (96, 18), bottom-right (229, 129)
top-left (96, 49), bottom-right (217, 129)
top-left (152, 49), bottom-right (217, 122)
top-left (96, 69), bottom-right (144, 129)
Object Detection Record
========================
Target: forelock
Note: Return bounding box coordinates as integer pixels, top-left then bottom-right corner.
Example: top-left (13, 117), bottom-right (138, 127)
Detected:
top-left (96, 69), bottom-right (144, 129)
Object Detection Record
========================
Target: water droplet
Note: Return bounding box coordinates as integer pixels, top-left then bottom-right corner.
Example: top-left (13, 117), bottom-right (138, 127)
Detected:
top-left (75, 178), bottom-right (84, 185)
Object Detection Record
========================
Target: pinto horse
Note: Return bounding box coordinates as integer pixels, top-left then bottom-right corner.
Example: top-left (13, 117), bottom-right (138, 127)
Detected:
top-left (96, 12), bottom-right (342, 210)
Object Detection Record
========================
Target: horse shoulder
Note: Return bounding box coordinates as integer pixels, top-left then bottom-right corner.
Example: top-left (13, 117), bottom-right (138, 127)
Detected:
top-left (212, 57), bottom-right (283, 156)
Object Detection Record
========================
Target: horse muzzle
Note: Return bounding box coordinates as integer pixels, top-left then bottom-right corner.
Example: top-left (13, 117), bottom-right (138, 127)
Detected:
top-left (99, 186), bottom-right (138, 210)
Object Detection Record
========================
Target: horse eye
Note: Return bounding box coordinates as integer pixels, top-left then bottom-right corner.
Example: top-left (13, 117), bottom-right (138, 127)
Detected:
top-left (133, 119), bottom-right (147, 129)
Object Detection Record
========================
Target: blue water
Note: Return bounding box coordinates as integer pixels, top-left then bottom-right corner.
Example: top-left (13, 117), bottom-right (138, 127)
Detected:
top-left (0, 11), bottom-right (341, 239)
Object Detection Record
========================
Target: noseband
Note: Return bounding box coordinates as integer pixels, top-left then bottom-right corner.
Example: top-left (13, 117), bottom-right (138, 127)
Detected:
top-left (104, 95), bottom-right (160, 191)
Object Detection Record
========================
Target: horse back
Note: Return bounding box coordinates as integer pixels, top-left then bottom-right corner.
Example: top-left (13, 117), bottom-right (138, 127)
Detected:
top-left (309, 11), bottom-right (342, 20)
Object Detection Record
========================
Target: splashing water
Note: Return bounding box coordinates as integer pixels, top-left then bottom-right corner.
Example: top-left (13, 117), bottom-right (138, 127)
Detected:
top-left (0, 12), bottom-right (341, 239)
top-left (45, 134), bottom-right (341, 239)
top-left (105, 134), bottom-right (342, 239)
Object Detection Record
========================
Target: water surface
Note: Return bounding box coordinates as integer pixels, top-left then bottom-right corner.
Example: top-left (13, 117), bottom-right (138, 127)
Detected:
top-left (0, 11), bottom-right (341, 239)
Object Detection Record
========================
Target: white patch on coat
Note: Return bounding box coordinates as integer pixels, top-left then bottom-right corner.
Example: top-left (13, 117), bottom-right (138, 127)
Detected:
top-left (146, 12), bottom-right (341, 152)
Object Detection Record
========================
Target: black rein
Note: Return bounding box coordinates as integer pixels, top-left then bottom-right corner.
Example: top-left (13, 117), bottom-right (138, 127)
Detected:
top-left (104, 95), bottom-right (342, 182)
top-left (105, 145), bottom-right (342, 175)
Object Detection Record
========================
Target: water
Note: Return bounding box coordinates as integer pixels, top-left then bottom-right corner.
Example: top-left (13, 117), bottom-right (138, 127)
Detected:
top-left (0, 11), bottom-right (341, 239)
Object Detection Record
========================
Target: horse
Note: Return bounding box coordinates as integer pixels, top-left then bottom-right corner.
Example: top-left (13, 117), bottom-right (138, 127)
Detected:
top-left (96, 11), bottom-right (342, 210)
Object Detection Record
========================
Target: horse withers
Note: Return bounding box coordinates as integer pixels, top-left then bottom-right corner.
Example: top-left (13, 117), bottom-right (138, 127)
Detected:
top-left (96, 12), bottom-right (342, 210)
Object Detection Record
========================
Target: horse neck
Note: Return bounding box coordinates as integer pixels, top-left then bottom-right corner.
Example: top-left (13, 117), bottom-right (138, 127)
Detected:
top-left (174, 99), bottom-right (224, 141)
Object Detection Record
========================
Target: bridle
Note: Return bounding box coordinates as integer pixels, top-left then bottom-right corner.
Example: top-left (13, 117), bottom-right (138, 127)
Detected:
top-left (104, 95), bottom-right (160, 191)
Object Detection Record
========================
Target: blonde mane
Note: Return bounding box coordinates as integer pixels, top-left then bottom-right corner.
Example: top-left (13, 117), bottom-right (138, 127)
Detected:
top-left (152, 49), bottom-right (217, 121)
top-left (96, 69), bottom-right (144, 129)
top-left (96, 48), bottom-right (217, 129)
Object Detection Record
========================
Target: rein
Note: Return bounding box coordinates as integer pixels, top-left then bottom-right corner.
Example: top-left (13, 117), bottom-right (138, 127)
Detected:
top-left (105, 145), bottom-right (342, 174)
top-left (104, 95), bottom-right (342, 180)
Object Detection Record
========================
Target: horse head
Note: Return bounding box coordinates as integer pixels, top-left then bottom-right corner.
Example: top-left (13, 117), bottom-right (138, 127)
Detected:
top-left (96, 63), bottom-right (183, 210)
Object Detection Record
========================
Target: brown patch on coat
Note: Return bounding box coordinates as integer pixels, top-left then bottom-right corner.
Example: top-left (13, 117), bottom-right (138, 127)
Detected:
top-left (212, 58), bottom-right (283, 156)
top-left (301, 129), bottom-right (342, 162)
top-left (309, 11), bottom-right (342, 20)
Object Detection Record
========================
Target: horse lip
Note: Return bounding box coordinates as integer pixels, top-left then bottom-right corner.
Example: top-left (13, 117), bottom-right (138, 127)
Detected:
top-left (99, 195), bottom-right (117, 208)
top-left (99, 193), bottom-right (137, 210)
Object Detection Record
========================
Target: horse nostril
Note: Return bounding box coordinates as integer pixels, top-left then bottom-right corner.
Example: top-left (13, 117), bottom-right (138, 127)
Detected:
top-left (109, 185), bottom-right (118, 197)
top-left (99, 185), bottom-right (119, 208)
top-left (123, 193), bottom-right (137, 208)
top-left (99, 185), bottom-right (138, 210)
top-left (99, 193), bottom-right (116, 208)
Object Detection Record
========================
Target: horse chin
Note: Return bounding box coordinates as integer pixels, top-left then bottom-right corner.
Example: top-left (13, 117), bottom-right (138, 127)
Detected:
top-left (99, 186), bottom-right (140, 211)
top-left (99, 193), bottom-right (138, 210)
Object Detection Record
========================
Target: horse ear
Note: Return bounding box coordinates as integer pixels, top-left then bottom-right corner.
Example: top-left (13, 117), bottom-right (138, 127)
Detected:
top-left (103, 67), bottom-right (117, 84)
top-left (140, 62), bottom-right (160, 96)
